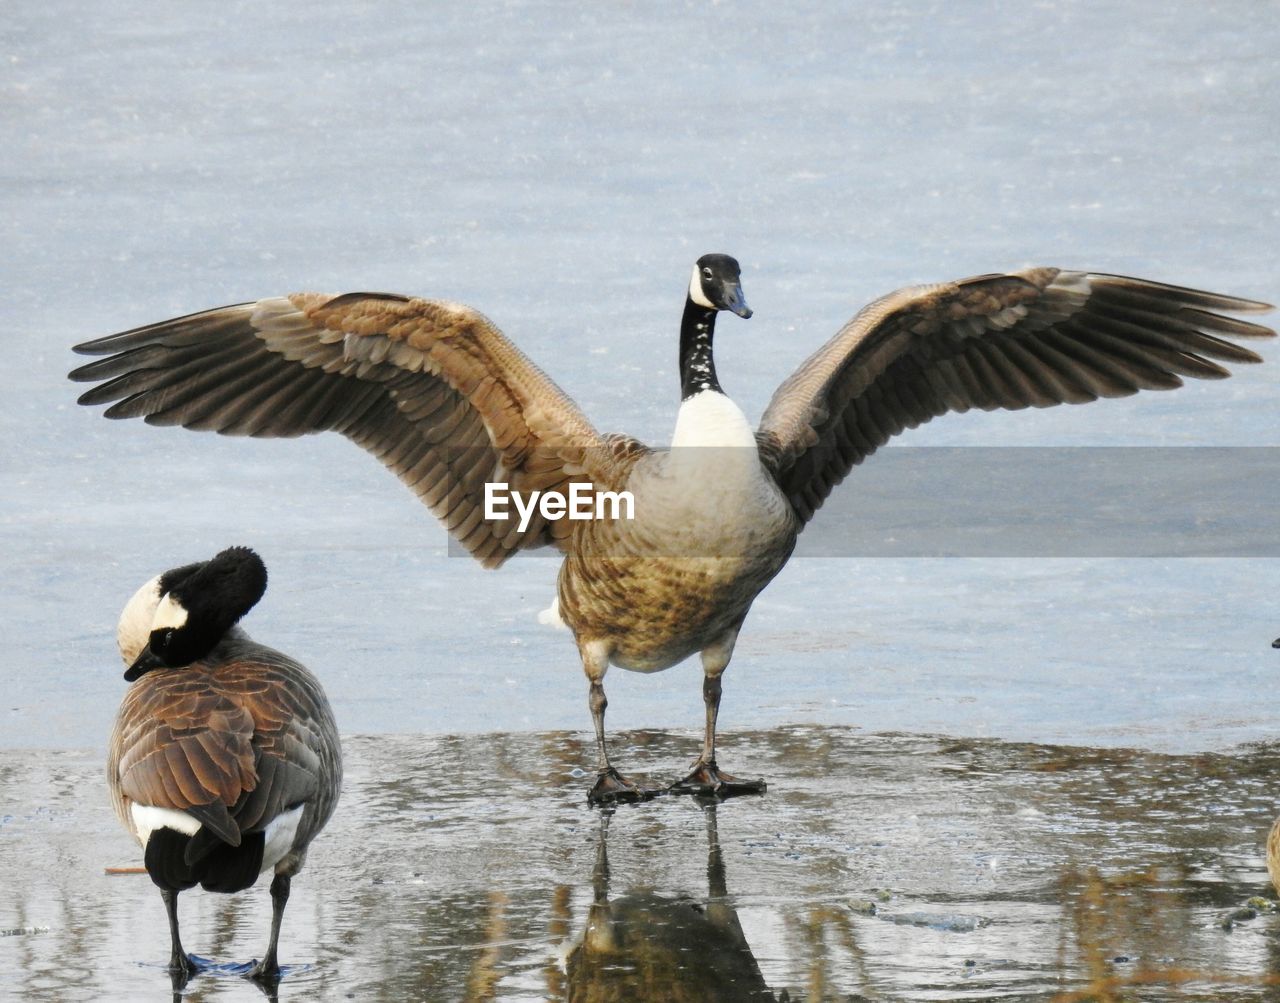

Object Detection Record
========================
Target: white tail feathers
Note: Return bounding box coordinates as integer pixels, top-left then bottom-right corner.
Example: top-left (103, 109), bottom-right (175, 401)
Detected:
top-left (538, 596), bottom-right (567, 629)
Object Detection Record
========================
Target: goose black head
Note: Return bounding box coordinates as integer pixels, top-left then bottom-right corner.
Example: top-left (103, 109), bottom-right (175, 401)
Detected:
top-left (688, 253), bottom-right (752, 319)
top-left (123, 547), bottom-right (268, 681)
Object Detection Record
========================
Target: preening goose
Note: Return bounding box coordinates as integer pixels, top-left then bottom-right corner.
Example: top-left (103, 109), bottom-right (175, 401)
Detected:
top-left (108, 546), bottom-right (341, 983)
top-left (73, 257), bottom-right (1272, 803)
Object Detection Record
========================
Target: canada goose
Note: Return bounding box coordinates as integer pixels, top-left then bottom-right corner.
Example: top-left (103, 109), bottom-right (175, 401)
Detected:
top-left (72, 257), bottom-right (1272, 803)
top-left (108, 546), bottom-right (341, 983)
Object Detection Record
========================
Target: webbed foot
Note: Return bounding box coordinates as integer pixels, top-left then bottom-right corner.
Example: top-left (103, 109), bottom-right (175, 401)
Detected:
top-left (166, 951), bottom-right (199, 990)
top-left (587, 766), bottom-right (664, 805)
top-left (248, 956), bottom-right (281, 984)
top-left (669, 760), bottom-right (766, 799)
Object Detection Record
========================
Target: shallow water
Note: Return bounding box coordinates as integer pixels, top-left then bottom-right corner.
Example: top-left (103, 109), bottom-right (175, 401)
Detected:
top-left (5, 729), bottom-right (1280, 1001)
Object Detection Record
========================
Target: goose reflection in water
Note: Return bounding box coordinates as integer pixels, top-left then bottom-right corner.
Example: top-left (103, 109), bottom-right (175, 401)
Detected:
top-left (566, 805), bottom-right (784, 1003)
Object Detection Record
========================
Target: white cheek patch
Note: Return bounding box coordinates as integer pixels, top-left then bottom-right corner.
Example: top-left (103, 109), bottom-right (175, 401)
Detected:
top-left (117, 575), bottom-right (164, 666)
top-left (131, 803), bottom-right (202, 846)
top-left (688, 265), bottom-right (716, 309)
top-left (151, 593), bottom-right (190, 632)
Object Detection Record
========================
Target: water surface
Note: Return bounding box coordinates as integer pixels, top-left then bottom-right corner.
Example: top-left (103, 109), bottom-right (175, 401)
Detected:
top-left (6, 729), bottom-right (1280, 1001)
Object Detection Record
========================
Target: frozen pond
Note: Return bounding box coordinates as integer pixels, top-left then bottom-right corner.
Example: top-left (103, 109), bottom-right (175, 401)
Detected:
top-left (3, 0), bottom-right (1279, 998)
top-left (8, 729), bottom-right (1280, 1002)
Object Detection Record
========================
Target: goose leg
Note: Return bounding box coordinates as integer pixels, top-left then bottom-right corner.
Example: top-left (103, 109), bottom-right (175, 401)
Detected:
top-left (160, 887), bottom-right (197, 984)
top-left (671, 630), bottom-right (766, 798)
top-left (249, 872), bottom-right (290, 983)
top-left (581, 642), bottom-right (661, 805)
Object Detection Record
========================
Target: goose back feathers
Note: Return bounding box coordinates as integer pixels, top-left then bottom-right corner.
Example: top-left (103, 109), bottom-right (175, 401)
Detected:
top-left (109, 631), bottom-right (341, 884)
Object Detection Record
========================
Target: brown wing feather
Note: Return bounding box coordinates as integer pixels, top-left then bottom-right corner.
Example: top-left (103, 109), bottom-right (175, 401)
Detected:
top-left (110, 679), bottom-right (256, 846)
top-left (757, 269), bottom-right (1274, 525)
top-left (107, 641), bottom-right (340, 850)
top-left (71, 293), bottom-right (637, 567)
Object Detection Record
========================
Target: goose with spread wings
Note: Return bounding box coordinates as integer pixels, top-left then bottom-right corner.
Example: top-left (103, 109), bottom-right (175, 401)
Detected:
top-left (72, 255), bottom-right (1273, 803)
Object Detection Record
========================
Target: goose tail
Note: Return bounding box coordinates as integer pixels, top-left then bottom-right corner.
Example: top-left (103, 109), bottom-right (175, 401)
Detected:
top-left (537, 596), bottom-right (567, 630)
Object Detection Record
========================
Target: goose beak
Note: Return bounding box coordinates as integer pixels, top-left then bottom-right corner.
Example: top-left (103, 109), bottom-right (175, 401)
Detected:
top-left (124, 645), bottom-right (165, 682)
top-left (723, 284), bottom-right (752, 319)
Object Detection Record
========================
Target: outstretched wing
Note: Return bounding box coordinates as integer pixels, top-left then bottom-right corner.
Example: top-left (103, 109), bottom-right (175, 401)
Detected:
top-left (756, 269), bottom-right (1274, 524)
top-left (71, 293), bottom-right (629, 567)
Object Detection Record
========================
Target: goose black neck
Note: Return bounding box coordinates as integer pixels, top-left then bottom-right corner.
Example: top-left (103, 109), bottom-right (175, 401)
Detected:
top-left (680, 299), bottom-right (722, 400)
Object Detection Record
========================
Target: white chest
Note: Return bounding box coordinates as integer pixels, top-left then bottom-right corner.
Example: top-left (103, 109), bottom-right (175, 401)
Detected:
top-left (667, 392), bottom-right (767, 494)
top-left (670, 391), bottom-right (757, 450)
top-left (642, 391), bottom-right (793, 542)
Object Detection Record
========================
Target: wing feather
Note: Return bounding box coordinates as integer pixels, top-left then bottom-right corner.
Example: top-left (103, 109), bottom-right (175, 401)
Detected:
top-left (758, 269), bottom-right (1273, 525)
top-left (73, 293), bottom-right (644, 566)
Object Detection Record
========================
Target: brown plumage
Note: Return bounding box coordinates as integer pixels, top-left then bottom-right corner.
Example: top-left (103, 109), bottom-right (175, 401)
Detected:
top-left (74, 293), bottom-right (623, 567)
top-left (72, 258), bottom-right (1272, 803)
top-left (107, 548), bottom-right (341, 983)
top-left (755, 269), bottom-right (1273, 523)
top-left (109, 643), bottom-right (340, 860)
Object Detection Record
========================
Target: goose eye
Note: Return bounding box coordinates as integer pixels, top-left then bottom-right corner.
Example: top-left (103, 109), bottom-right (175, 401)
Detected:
top-left (160, 629), bottom-right (175, 649)
top-left (701, 267), bottom-right (713, 280)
